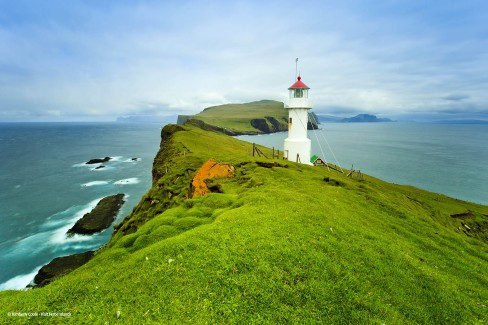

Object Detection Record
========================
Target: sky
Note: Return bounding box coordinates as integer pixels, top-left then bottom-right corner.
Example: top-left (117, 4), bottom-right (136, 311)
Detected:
top-left (1, 0), bottom-right (487, 122)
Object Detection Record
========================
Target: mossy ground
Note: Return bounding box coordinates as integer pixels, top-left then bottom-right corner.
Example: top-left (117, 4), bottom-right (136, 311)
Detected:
top-left (1, 125), bottom-right (488, 324)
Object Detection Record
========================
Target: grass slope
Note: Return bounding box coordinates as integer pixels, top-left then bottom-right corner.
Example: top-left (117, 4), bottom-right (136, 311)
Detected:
top-left (191, 100), bottom-right (288, 134)
top-left (1, 125), bottom-right (488, 324)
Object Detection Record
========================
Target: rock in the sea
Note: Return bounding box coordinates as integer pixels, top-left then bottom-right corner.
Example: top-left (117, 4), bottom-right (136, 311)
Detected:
top-left (67, 194), bottom-right (125, 236)
top-left (29, 251), bottom-right (95, 288)
top-left (95, 165), bottom-right (106, 169)
top-left (86, 157), bottom-right (111, 164)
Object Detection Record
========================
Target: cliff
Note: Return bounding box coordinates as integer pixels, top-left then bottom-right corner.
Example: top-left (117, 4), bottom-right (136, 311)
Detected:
top-left (1, 123), bottom-right (488, 323)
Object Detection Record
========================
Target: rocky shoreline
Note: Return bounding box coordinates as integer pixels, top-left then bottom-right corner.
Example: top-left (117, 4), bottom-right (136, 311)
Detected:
top-left (27, 194), bottom-right (125, 289)
top-left (29, 251), bottom-right (95, 288)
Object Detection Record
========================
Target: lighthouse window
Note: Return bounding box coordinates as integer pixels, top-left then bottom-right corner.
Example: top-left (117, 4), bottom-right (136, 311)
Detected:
top-left (294, 89), bottom-right (303, 98)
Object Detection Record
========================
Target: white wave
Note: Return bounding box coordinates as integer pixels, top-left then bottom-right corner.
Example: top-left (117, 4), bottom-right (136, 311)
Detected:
top-left (81, 180), bottom-right (110, 187)
top-left (72, 161), bottom-right (97, 168)
top-left (0, 198), bottom-right (108, 291)
top-left (124, 157), bottom-right (141, 162)
top-left (7, 199), bottom-right (103, 254)
top-left (72, 162), bottom-right (88, 167)
top-left (48, 198), bottom-right (102, 245)
top-left (59, 243), bottom-right (99, 251)
top-left (50, 227), bottom-right (95, 245)
top-left (0, 267), bottom-right (41, 291)
top-left (113, 177), bottom-right (140, 185)
top-left (3, 232), bottom-right (50, 258)
top-left (110, 156), bottom-right (123, 161)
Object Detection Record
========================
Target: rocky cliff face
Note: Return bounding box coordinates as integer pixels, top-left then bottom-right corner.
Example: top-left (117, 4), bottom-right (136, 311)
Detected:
top-left (185, 119), bottom-right (243, 135)
top-left (112, 124), bottom-right (202, 240)
top-left (176, 115), bottom-right (193, 125)
top-left (250, 116), bottom-right (289, 133)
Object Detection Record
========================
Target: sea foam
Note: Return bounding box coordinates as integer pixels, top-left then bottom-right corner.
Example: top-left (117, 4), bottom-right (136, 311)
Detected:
top-left (114, 177), bottom-right (140, 185)
top-left (81, 181), bottom-right (110, 187)
top-left (48, 198), bottom-right (102, 245)
top-left (0, 267), bottom-right (41, 290)
top-left (0, 198), bottom-right (107, 291)
top-left (3, 199), bottom-right (102, 259)
top-left (124, 157), bottom-right (141, 162)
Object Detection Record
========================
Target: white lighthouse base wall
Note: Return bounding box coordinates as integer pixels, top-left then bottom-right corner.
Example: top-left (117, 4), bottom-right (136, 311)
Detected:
top-left (284, 138), bottom-right (312, 165)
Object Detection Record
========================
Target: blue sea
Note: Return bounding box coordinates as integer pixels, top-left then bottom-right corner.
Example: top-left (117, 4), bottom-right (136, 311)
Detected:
top-left (1, 122), bottom-right (487, 291)
top-left (237, 123), bottom-right (488, 206)
top-left (0, 123), bottom-right (163, 290)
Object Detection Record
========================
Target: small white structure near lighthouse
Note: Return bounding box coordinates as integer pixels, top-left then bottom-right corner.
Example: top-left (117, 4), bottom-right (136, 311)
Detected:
top-left (284, 75), bottom-right (312, 165)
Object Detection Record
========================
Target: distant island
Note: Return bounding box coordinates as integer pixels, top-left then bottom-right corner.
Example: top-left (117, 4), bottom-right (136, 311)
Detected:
top-left (341, 114), bottom-right (393, 123)
top-left (315, 113), bottom-right (393, 123)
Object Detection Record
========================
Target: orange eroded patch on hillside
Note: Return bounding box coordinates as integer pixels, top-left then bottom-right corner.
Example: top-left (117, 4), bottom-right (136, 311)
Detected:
top-left (191, 159), bottom-right (235, 197)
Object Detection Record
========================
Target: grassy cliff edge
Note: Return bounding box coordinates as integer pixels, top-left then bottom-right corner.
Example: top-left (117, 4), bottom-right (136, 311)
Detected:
top-left (1, 124), bottom-right (487, 323)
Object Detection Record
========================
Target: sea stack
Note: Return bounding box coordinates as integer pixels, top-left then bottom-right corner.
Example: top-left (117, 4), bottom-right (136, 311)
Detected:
top-left (67, 194), bottom-right (125, 236)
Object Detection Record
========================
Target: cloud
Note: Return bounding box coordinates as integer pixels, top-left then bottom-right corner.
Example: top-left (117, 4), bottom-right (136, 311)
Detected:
top-left (0, 1), bottom-right (488, 121)
top-left (443, 94), bottom-right (470, 101)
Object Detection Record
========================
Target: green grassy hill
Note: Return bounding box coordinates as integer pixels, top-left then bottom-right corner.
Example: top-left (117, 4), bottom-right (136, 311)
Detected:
top-left (1, 124), bottom-right (488, 324)
top-left (188, 100), bottom-right (289, 134)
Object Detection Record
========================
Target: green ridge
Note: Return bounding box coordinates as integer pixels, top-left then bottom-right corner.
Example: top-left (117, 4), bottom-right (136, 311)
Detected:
top-left (1, 124), bottom-right (488, 324)
top-left (189, 100), bottom-right (288, 134)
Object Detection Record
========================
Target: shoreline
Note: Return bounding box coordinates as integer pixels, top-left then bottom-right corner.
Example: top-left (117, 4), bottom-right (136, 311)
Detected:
top-left (0, 123), bottom-right (162, 290)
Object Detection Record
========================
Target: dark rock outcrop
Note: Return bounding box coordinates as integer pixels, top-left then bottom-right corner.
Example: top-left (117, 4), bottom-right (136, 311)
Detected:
top-left (177, 115), bottom-right (193, 125)
top-left (308, 112), bottom-right (319, 130)
top-left (250, 119), bottom-right (271, 133)
top-left (307, 121), bottom-right (318, 130)
top-left (86, 157), bottom-right (111, 164)
top-left (265, 116), bottom-right (288, 132)
top-left (30, 251), bottom-right (95, 288)
top-left (67, 194), bottom-right (125, 236)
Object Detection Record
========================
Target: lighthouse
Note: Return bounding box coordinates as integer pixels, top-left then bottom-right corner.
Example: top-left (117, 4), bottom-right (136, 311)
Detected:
top-left (284, 75), bottom-right (312, 165)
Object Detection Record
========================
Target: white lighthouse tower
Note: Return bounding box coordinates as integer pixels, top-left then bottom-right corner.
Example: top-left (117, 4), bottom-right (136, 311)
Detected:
top-left (284, 75), bottom-right (312, 165)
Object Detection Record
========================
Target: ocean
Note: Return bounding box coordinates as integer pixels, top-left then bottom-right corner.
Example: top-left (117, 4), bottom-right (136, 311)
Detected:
top-left (237, 123), bottom-right (488, 206)
top-left (1, 122), bottom-right (487, 291)
top-left (0, 122), bottom-right (163, 290)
